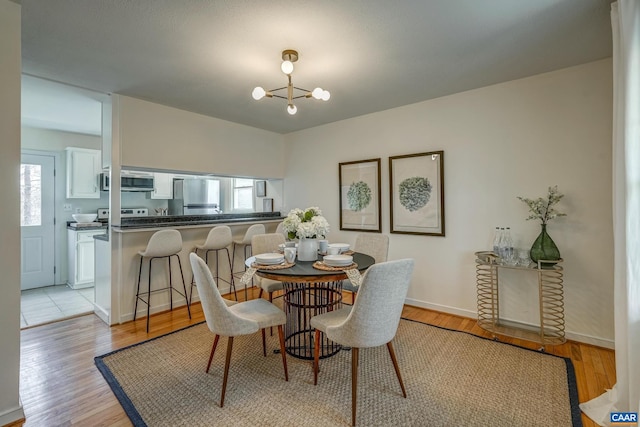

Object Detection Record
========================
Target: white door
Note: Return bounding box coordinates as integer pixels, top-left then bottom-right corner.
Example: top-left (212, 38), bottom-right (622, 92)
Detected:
top-left (21, 153), bottom-right (55, 290)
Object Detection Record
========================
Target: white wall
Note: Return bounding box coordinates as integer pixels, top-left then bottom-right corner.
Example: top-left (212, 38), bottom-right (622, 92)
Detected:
top-left (118, 96), bottom-right (286, 178)
top-left (285, 59), bottom-right (614, 347)
top-left (0, 1), bottom-right (24, 424)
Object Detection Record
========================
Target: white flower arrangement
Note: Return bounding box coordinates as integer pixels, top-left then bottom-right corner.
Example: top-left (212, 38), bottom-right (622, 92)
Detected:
top-left (517, 185), bottom-right (567, 225)
top-left (282, 207), bottom-right (330, 240)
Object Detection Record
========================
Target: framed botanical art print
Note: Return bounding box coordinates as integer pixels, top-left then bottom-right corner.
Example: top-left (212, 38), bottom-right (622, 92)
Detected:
top-left (389, 151), bottom-right (445, 236)
top-left (255, 180), bottom-right (266, 197)
top-left (339, 158), bottom-right (381, 232)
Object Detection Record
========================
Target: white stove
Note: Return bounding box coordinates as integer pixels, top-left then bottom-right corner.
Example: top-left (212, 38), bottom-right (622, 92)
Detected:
top-left (97, 208), bottom-right (149, 219)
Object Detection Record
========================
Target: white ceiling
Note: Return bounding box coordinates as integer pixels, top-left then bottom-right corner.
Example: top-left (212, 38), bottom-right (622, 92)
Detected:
top-left (20, 0), bottom-right (613, 135)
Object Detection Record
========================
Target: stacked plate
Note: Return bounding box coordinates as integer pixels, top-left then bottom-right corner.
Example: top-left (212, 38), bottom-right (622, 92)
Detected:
top-left (254, 253), bottom-right (285, 265)
top-left (328, 243), bottom-right (350, 253)
top-left (323, 254), bottom-right (353, 267)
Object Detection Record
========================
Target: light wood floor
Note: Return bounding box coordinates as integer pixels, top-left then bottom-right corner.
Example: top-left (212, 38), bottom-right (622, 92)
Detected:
top-left (11, 288), bottom-right (613, 427)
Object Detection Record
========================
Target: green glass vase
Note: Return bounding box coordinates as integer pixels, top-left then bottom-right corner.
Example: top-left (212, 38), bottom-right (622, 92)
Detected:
top-left (529, 224), bottom-right (560, 264)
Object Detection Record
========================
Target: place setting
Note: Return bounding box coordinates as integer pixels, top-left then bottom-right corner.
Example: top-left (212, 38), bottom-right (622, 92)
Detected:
top-left (240, 252), bottom-right (296, 287)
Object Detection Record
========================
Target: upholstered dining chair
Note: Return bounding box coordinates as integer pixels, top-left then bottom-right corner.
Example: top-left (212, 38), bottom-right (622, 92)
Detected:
top-left (311, 259), bottom-right (414, 426)
top-left (275, 221), bottom-right (287, 238)
top-left (251, 233), bottom-right (286, 335)
top-left (189, 253), bottom-right (289, 408)
top-left (342, 233), bottom-right (389, 302)
top-left (251, 233), bottom-right (286, 302)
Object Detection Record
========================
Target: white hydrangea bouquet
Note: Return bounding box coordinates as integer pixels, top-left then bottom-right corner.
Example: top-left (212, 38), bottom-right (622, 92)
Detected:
top-left (282, 207), bottom-right (330, 240)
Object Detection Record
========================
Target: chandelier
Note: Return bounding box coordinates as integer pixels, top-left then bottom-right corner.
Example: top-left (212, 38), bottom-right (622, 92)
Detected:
top-left (252, 49), bottom-right (330, 115)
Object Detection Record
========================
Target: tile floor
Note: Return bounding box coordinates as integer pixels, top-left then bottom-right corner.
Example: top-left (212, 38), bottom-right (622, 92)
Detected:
top-left (21, 284), bottom-right (95, 328)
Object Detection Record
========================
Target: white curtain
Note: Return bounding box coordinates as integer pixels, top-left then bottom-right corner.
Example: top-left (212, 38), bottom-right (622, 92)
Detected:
top-left (580, 1), bottom-right (640, 425)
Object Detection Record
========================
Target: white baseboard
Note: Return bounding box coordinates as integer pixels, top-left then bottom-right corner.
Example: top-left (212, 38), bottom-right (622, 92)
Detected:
top-left (0, 404), bottom-right (25, 426)
top-left (404, 297), bottom-right (615, 349)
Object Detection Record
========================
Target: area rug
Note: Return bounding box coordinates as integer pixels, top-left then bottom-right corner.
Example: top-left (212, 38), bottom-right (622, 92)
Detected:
top-left (95, 319), bottom-right (581, 427)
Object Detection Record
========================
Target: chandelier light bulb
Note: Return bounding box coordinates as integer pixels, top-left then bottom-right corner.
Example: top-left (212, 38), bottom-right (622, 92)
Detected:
top-left (252, 86), bottom-right (266, 100)
top-left (287, 104), bottom-right (297, 115)
top-left (312, 87), bottom-right (324, 100)
top-left (281, 60), bottom-right (294, 75)
top-left (321, 90), bottom-right (331, 101)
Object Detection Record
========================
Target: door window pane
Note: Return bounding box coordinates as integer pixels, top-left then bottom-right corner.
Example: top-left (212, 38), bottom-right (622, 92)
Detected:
top-left (21, 164), bottom-right (42, 226)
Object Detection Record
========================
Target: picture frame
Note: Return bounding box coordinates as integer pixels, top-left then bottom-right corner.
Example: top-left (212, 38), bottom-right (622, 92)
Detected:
top-left (389, 151), bottom-right (445, 236)
top-left (339, 158), bottom-right (381, 232)
top-left (262, 198), bottom-right (273, 212)
top-left (255, 180), bottom-right (266, 198)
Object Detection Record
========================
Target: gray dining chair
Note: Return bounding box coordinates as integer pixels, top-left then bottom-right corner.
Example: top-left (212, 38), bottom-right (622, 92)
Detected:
top-left (251, 233), bottom-right (286, 335)
top-left (251, 233), bottom-right (286, 302)
top-left (342, 233), bottom-right (389, 302)
top-left (311, 258), bottom-right (414, 426)
top-left (189, 253), bottom-right (289, 407)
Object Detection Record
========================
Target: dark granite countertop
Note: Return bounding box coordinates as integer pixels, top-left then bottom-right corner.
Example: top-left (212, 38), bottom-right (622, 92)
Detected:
top-left (112, 212), bottom-right (284, 231)
top-left (94, 233), bottom-right (109, 242)
top-left (66, 221), bottom-right (108, 231)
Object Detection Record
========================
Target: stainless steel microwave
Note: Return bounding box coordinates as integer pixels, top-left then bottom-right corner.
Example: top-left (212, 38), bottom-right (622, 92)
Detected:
top-left (100, 173), bottom-right (154, 192)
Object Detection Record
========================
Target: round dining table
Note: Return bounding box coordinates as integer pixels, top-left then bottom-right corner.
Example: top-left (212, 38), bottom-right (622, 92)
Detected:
top-left (246, 252), bottom-right (375, 360)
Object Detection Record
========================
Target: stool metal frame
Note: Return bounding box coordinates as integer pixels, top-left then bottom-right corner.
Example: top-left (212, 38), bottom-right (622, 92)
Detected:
top-left (191, 246), bottom-right (236, 302)
top-left (134, 253), bottom-right (191, 332)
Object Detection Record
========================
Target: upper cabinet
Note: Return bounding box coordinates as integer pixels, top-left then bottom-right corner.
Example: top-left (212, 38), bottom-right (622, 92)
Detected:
top-left (151, 172), bottom-right (173, 199)
top-left (66, 147), bottom-right (101, 199)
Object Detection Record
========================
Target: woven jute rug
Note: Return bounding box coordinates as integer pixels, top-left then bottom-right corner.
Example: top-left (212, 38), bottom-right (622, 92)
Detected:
top-left (95, 319), bottom-right (581, 426)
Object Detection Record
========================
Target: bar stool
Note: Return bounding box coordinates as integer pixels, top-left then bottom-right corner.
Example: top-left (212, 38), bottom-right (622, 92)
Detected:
top-left (190, 225), bottom-right (236, 303)
top-left (134, 229), bottom-right (191, 332)
top-left (231, 223), bottom-right (265, 300)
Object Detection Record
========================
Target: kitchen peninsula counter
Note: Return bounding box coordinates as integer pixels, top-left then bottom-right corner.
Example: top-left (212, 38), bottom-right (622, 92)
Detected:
top-left (106, 212), bottom-right (284, 326)
top-left (111, 212), bottom-right (284, 232)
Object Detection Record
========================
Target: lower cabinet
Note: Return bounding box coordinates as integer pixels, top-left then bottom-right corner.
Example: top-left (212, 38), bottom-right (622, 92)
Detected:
top-left (68, 229), bottom-right (105, 289)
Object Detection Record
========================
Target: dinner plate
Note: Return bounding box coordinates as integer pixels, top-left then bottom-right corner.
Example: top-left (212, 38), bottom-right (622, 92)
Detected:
top-left (328, 243), bottom-right (350, 253)
top-left (254, 253), bottom-right (285, 265)
top-left (323, 254), bottom-right (353, 267)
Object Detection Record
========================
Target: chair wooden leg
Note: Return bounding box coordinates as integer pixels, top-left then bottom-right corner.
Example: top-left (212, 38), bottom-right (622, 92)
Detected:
top-left (387, 341), bottom-right (407, 398)
top-left (258, 289), bottom-right (263, 298)
top-left (269, 292), bottom-right (273, 336)
top-left (206, 335), bottom-right (220, 373)
top-left (277, 325), bottom-right (289, 381)
top-left (262, 328), bottom-right (266, 357)
top-left (313, 329), bottom-right (321, 385)
top-left (220, 336), bottom-right (234, 408)
top-left (351, 347), bottom-right (359, 426)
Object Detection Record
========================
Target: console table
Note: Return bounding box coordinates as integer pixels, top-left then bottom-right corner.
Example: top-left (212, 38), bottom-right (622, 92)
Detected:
top-left (474, 251), bottom-right (565, 350)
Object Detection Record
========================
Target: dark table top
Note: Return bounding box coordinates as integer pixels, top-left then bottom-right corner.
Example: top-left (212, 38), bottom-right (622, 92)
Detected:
top-left (248, 252), bottom-right (375, 283)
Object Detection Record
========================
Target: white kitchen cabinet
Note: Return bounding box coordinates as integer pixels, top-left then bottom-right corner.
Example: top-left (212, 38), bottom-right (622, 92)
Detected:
top-left (151, 172), bottom-right (174, 199)
top-left (66, 147), bottom-right (101, 199)
top-left (68, 228), bottom-right (105, 289)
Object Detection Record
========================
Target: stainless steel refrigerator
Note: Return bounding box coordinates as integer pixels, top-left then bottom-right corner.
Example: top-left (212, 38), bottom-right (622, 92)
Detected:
top-left (168, 178), bottom-right (222, 215)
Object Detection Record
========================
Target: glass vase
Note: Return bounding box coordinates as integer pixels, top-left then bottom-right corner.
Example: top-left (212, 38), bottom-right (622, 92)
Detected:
top-left (297, 238), bottom-right (318, 261)
top-left (529, 224), bottom-right (560, 265)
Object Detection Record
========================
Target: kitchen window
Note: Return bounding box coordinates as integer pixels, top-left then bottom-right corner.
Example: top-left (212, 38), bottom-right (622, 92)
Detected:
top-left (232, 178), bottom-right (254, 211)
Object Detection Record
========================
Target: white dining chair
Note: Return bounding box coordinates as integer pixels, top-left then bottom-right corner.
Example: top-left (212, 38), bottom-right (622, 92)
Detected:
top-left (342, 233), bottom-right (389, 302)
top-left (251, 233), bottom-right (286, 335)
top-left (311, 258), bottom-right (414, 426)
top-left (190, 253), bottom-right (289, 407)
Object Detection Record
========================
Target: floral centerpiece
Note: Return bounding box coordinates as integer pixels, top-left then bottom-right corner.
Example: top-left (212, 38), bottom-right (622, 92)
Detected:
top-left (282, 207), bottom-right (330, 240)
top-left (517, 186), bottom-right (566, 264)
top-left (282, 207), bottom-right (330, 261)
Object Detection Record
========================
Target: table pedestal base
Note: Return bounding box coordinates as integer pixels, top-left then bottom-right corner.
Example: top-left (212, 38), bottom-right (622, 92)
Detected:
top-left (282, 280), bottom-right (343, 360)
